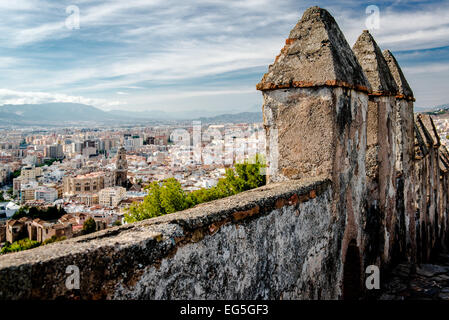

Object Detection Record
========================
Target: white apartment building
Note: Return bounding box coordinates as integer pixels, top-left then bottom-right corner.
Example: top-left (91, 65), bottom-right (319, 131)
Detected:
top-left (99, 186), bottom-right (126, 207)
top-left (20, 166), bottom-right (43, 180)
top-left (20, 180), bottom-right (39, 203)
top-left (35, 186), bottom-right (58, 203)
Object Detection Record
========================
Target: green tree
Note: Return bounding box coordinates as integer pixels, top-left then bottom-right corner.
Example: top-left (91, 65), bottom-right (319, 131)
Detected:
top-left (1, 238), bottom-right (41, 255)
top-left (159, 178), bottom-right (189, 214)
top-left (0, 191), bottom-right (4, 202)
top-left (12, 205), bottom-right (66, 220)
top-left (12, 206), bottom-right (29, 219)
top-left (42, 235), bottom-right (66, 245)
top-left (233, 154), bottom-right (266, 192)
top-left (125, 181), bottom-right (164, 222)
top-left (124, 154), bottom-right (266, 223)
top-left (12, 170), bottom-right (21, 178)
top-left (124, 179), bottom-right (188, 223)
top-left (83, 217), bottom-right (97, 234)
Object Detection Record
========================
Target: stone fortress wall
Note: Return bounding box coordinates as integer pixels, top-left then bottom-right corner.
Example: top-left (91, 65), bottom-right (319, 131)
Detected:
top-left (0, 6), bottom-right (448, 300)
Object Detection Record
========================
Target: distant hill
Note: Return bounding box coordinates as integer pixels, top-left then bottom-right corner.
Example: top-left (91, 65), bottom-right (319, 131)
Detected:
top-left (107, 109), bottom-right (170, 120)
top-left (194, 112), bottom-right (262, 124)
top-left (0, 103), bottom-right (262, 126)
top-left (422, 104), bottom-right (449, 116)
top-left (0, 103), bottom-right (120, 125)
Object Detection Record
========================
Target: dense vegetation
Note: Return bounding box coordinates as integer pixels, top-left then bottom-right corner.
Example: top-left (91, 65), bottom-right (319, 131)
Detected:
top-left (38, 158), bottom-right (62, 167)
top-left (0, 238), bottom-right (41, 254)
top-left (82, 217), bottom-right (97, 234)
top-left (124, 155), bottom-right (266, 223)
top-left (42, 235), bottom-right (67, 245)
top-left (12, 170), bottom-right (21, 178)
top-left (12, 205), bottom-right (66, 221)
top-left (0, 235), bottom-right (67, 255)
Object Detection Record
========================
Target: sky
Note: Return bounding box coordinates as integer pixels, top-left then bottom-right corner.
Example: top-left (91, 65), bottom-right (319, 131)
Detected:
top-left (0, 0), bottom-right (448, 116)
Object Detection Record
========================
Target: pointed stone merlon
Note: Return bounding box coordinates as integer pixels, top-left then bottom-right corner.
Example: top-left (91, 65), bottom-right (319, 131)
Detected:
top-left (383, 49), bottom-right (415, 180)
top-left (353, 31), bottom-right (398, 96)
top-left (416, 113), bottom-right (442, 257)
top-left (353, 30), bottom-right (398, 177)
top-left (416, 114), bottom-right (438, 149)
top-left (383, 50), bottom-right (415, 102)
top-left (383, 49), bottom-right (417, 263)
top-left (420, 114), bottom-right (441, 149)
top-left (439, 145), bottom-right (449, 173)
top-left (257, 9), bottom-right (371, 291)
top-left (257, 6), bottom-right (371, 184)
top-left (414, 115), bottom-right (430, 159)
top-left (353, 30), bottom-right (402, 264)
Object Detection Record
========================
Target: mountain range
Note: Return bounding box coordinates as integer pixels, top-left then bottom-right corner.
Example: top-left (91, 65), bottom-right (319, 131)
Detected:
top-left (0, 103), bottom-right (262, 126)
top-left (421, 104), bottom-right (449, 116)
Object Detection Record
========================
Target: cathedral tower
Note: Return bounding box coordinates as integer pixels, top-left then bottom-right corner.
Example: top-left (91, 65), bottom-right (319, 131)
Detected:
top-left (115, 146), bottom-right (128, 188)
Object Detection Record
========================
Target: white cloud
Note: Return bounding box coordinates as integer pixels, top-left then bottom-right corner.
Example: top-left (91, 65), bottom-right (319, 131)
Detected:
top-left (0, 0), bottom-right (448, 111)
top-left (0, 88), bottom-right (124, 109)
top-left (339, 2), bottom-right (449, 50)
top-left (403, 63), bottom-right (449, 75)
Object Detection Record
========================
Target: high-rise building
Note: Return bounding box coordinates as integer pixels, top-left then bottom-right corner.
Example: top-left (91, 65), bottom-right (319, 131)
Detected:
top-left (46, 144), bottom-right (64, 159)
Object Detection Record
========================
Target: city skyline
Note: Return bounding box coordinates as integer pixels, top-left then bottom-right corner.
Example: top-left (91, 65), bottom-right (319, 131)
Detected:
top-left (0, 0), bottom-right (449, 115)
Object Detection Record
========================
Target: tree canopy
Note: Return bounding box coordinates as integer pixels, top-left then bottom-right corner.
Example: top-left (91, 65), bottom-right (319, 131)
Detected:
top-left (82, 217), bottom-right (97, 234)
top-left (124, 154), bottom-right (266, 223)
top-left (12, 205), bottom-right (66, 221)
top-left (0, 238), bottom-right (41, 254)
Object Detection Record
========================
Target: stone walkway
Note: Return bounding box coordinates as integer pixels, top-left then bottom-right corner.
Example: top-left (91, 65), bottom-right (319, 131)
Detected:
top-left (379, 253), bottom-right (449, 300)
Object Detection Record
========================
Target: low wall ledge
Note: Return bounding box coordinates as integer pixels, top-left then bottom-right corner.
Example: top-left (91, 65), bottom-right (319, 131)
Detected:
top-left (0, 176), bottom-right (331, 272)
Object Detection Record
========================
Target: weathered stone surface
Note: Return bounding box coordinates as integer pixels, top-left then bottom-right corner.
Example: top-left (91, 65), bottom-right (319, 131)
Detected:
top-left (413, 113), bottom-right (442, 263)
top-left (383, 50), bottom-right (414, 100)
top-left (257, 6), bottom-right (371, 92)
top-left (0, 178), bottom-right (339, 300)
top-left (0, 224), bottom-right (5, 243)
top-left (414, 118), bottom-right (429, 157)
top-left (380, 253), bottom-right (449, 300)
top-left (262, 87), bottom-right (335, 181)
top-left (420, 114), bottom-right (440, 148)
top-left (259, 12), bottom-right (370, 300)
top-left (440, 146), bottom-right (449, 167)
top-left (354, 31), bottom-right (399, 266)
top-left (353, 30), bottom-right (398, 95)
top-left (416, 264), bottom-right (449, 277)
top-left (385, 49), bottom-right (415, 263)
top-left (114, 184), bottom-right (336, 299)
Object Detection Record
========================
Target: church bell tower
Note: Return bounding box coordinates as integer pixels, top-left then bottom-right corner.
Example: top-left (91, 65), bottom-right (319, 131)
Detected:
top-left (115, 146), bottom-right (128, 188)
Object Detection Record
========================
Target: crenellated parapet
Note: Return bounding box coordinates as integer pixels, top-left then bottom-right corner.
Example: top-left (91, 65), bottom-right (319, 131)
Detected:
top-left (1, 6), bottom-right (449, 301)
